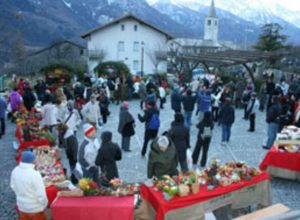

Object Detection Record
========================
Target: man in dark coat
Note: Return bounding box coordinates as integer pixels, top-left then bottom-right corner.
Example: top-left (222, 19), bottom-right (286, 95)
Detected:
top-left (22, 87), bottom-right (36, 111)
top-left (264, 96), bottom-right (281, 149)
top-left (147, 135), bottom-right (178, 178)
top-left (96, 131), bottom-right (122, 183)
top-left (169, 113), bottom-right (190, 172)
top-left (138, 100), bottom-right (160, 157)
top-left (171, 87), bottom-right (182, 113)
top-left (59, 124), bottom-right (79, 184)
top-left (0, 95), bottom-right (6, 139)
top-left (181, 89), bottom-right (196, 128)
top-left (118, 102), bottom-right (135, 152)
top-left (219, 98), bottom-right (235, 144)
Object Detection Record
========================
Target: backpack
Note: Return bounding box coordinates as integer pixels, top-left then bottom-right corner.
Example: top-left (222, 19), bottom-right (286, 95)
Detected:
top-left (148, 113), bottom-right (160, 130)
top-left (201, 126), bottom-right (212, 139)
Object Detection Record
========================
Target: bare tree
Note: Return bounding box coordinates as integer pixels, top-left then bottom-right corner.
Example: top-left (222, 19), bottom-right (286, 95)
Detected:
top-left (145, 42), bottom-right (167, 74)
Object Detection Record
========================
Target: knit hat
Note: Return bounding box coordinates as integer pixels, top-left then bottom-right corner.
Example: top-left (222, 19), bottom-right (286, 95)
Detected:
top-left (21, 151), bottom-right (36, 163)
top-left (157, 136), bottom-right (169, 148)
top-left (83, 123), bottom-right (95, 136)
top-left (122, 101), bottom-right (129, 109)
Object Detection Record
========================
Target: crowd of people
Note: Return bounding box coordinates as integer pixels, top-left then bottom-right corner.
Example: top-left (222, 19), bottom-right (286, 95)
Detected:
top-left (1, 72), bottom-right (300, 219)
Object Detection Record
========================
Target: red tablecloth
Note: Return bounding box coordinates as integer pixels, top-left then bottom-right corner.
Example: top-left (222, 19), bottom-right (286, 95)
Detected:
top-left (15, 126), bottom-right (50, 151)
top-left (46, 185), bottom-right (61, 206)
top-left (140, 172), bottom-right (270, 220)
top-left (51, 196), bottom-right (134, 220)
top-left (259, 146), bottom-right (300, 172)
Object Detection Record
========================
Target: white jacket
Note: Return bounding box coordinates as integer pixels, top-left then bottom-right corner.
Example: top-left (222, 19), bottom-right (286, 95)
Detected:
top-left (41, 103), bottom-right (57, 126)
top-left (65, 109), bottom-right (81, 132)
top-left (55, 103), bottom-right (67, 123)
top-left (81, 101), bottom-right (101, 124)
top-left (10, 163), bottom-right (48, 213)
top-left (158, 87), bottom-right (166, 98)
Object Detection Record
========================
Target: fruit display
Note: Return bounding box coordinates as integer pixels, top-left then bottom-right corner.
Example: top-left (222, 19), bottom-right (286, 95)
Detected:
top-left (32, 146), bottom-right (65, 187)
top-left (275, 126), bottom-right (300, 152)
top-left (277, 126), bottom-right (300, 140)
top-left (151, 160), bottom-right (262, 200)
top-left (110, 178), bottom-right (140, 196)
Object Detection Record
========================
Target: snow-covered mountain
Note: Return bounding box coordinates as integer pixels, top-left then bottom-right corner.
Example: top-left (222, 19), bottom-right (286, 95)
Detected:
top-left (148, 0), bottom-right (300, 29)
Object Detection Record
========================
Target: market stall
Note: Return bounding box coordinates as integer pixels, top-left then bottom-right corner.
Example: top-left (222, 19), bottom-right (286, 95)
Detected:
top-left (140, 161), bottom-right (271, 220)
top-left (260, 126), bottom-right (300, 180)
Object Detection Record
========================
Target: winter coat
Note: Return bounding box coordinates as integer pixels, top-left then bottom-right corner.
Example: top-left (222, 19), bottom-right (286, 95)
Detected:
top-left (55, 103), bottom-right (67, 123)
top-left (182, 95), bottom-right (196, 112)
top-left (171, 90), bottom-right (182, 112)
top-left (139, 83), bottom-right (147, 101)
top-left (169, 121), bottom-right (190, 162)
top-left (247, 98), bottom-right (259, 115)
top-left (95, 132), bottom-right (122, 181)
top-left (219, 103), bottom-right (235, 125)
top-left (197, 90), bottom-right (212, 113)
top-left (65, 109), bottom-right (81, 133)
top-left (64, 130), bottom-right (78, 164)
top-left (99, 96), bottom-right (110, 115)
top-left (41, 103), bottom-right (57, 126)
top-left (79, 137), bottom-right (100, 170)
top-left (81, 101), bottom-right (101, 124)
top-left (118, 107), bottom-right (135, 137)
top-left (22, 89), bottom-right (36, 111)
top-left (0, 97), bottom-right (7, 118)
top-left (138, 106), bottom-right (159, 131)
top-left (266, 103), bottom-right (281, 124)
top-left (197, 115), bottom-right (213, 141)
top-left (10, 163), bottom-right (48, 213)
top-left (235, 81), bottom-right (245, 99)
top-left (9, 91), bottom-right (21, 111)
top-left (147, 137), bottom-right (178, 178)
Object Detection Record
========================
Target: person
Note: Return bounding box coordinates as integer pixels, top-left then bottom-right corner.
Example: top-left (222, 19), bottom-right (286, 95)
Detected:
top-left (139, 80), bottom-right (147, 110)
top-left (235, 79), bottom-right (245, 108)
top-left (196, 86), bottom-right (212, 122)
top-left (40, 94), bottom-right (57, 132)
top-left (246, 92), bottom-right (259, 132)
top-left (10, 151), bottom-right (48, 220)
top-left (169, 113), bottom-right (190, 172)
top-left (258, 82), bottom-right (267, 112)
top-left (266, 76), bottom-right (275, 110)
top-left (138, 100), bottom-right (160, 157)
top-left (22, 85), bottom-right (36, 112)
top-left (81, 94), bottom-right (101, 128)
top-left (78, 124), bottom-right (100, 182)
top-left (242, 87), bottom-right (252, 120)
top-left (192, 111), bottom-right (213, 167)
top-left (171, 86), bottom-right (181, 113)
top-left (114, 77), bottom-right (121, 105)
top-left (158, 85), bottom-right (166, 109)
top-left (99, 91), bottom-right (110, 124)
top-left (211, 86), bottom-right (223, 122)
top-left (147, 135), bottom-right (178, 178)
top-left (118, 102), bottom-right (135, 152)
top-left (264, 96), bottom-right (281, 150)
top-left (0, 95), bottom-right (6, 139)
top-left (9, 87), bottom-right (22, 122)
top-left (34, 79), bottom-right (46, 102)
top-left (58, 124), bottom-right (79, 184)
top-left (65, 100), bottom-right (81, 135)
top-left (55, 88), bottom-right (67, 104)
top-left (181, 89), bottom-right (197, 128)
top-left (219, 97), bottom-right (235, 144)
top-left (95, 131), bottom-right (122, 184)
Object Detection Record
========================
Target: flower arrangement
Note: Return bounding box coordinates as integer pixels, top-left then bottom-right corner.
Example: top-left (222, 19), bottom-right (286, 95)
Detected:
top-left (79, 178), bottom-right (98, 196)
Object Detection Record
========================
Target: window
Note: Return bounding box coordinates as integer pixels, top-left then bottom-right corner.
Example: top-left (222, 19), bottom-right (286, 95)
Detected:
top-left (133, 60), bottom-right (139, 70)
top-left (134, 25), bottom-right (138, 31)
top-left (215, 20), bottom-right (218, 25)
top-left (133, 41), bottom-right (139, 52)
top-left (121, 24), bottom-right (125, 31)
top-left (207, 20), bottom-right (211, 26)
top-left (118, 41), bottom-right (125, 52)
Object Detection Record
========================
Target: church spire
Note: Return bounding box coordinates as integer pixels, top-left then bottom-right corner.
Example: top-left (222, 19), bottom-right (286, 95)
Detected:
top-left (208, 0), bottom-right (217, 17)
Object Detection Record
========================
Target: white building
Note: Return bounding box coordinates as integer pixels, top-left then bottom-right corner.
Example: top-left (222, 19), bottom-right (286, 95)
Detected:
top-left (81, 14), bottom-right (173, 75)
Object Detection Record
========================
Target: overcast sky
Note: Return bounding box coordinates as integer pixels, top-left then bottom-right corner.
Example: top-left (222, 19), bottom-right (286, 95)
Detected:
top-left (147, 0), bottom-right (300, 11)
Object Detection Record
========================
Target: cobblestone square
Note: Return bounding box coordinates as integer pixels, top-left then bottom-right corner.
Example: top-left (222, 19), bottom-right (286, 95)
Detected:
top-left (1, 99), bottom-right (299, 220)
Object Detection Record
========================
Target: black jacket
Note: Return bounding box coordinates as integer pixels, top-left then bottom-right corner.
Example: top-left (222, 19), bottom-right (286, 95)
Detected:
top-left (219, 104), bottom-right (235, 125)
top-left (138, 107), bottom-right (159, 130)
top-left (266, 103), bottom-right (281, 123)
top-left (169, 121), bottom-right (190, 162)
top-left (182, 95), bottom-right (196, 112)
top-left (171, 91), bottom-right (182, 111)
top-left (22, 89), bottom-right (36, 111)
top-left (95, 132), bottom-right (122, 181)
top-left (64, 134), bottom-right (78, 166)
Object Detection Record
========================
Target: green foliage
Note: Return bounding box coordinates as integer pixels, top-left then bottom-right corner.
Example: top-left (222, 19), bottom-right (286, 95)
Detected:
top-left (94, 61), bottom-right (130, 78)
top-left (254, 23), bottom-right (289, 67)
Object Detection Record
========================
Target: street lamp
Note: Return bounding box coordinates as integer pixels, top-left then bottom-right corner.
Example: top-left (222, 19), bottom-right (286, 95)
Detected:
top-left (141, 41), bottom-right (144, 77)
